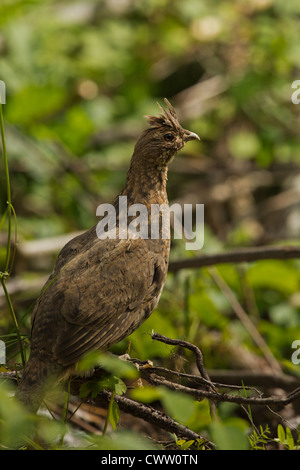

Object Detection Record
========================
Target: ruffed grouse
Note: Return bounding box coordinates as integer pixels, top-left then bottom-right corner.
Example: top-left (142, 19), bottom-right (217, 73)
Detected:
top-left (16, 99), bottom-right (200, 412)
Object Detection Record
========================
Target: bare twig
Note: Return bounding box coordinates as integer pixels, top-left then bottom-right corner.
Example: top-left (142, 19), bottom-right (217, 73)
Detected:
top-left (207, 369), bottom-right (299, 391)
top-left (142, 365), bottom-right (258, 392)
top-left (150, 332), bottom-right (218, 418)
top-left (16, 237), bottom-right (300, 272)
top-left (4, 364), bottom-right (300, 408)
top-left (3, 332), bottom-right (300, 448)
top-left (143, 335), bottom-right (300, 407)
top-left (95, 389), bottom-right (214, 448)
top-left (168, 245), bottom-right (300, 272)
top-left (151, 332), bottom-right (214, 389)
top-left (139, 368), bottom-right (300, 407)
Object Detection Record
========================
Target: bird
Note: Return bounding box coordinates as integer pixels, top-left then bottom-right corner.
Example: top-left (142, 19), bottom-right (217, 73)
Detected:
top-left (16, 98), bottom-right (200, 412)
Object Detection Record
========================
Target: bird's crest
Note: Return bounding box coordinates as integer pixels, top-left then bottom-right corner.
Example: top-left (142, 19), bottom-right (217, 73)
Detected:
top-left (145, 98), bottom-right (181, 132)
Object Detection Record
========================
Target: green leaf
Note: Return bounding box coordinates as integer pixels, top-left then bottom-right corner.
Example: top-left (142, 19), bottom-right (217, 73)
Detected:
top-left (132, 386), bottom-right (198, 426)
top-left (108, 399), bottom-right (120, 431)
top-left (159, 387), bottom-right (196, 424)
top-left (99, 354), bottom-right (139, 380)
top-left (179, 439), bottom-right (195, 450)
top-left (77, 350), bottom-right (138, 380)
top-left (210, 421), bottom-right (249, 450)
top-left (277, 424), bottom-right (286, 444)
top-left (79, 376), bottom-right (127, 399)
top-left (286, 427), bottom-right (295, 450)
top-left (77, 350), bottom-right (103, 372)
top-left (111, 377), bottom-right (127, 396)
top-left (86, 430), bottom-right (159, 450)
top-left (130, 385), bottom-right (162, 403)
top-left (79, 380), bottom-right (104, 399)
top-left (277, 425), bottom-right (295, 450)
top-left (0, 381), bottom-right (35, 448)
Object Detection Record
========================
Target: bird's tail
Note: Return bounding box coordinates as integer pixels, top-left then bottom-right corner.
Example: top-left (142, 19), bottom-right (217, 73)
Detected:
top-left (15, 358), bottom-right (56, 413)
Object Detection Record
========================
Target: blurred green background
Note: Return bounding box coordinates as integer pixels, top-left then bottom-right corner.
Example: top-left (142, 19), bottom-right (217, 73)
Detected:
top-left (1, 0), bottom-right (300, 414)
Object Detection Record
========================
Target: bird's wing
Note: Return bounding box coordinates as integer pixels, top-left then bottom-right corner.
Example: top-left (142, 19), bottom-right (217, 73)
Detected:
top-left (31, 237), bottom-right (167, 368)
top-left (52, 225), bottom-right (97, 274)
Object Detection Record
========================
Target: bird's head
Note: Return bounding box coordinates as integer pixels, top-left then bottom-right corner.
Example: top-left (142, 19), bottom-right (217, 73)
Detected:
top-left (134, 98), bottom-right (200, 168)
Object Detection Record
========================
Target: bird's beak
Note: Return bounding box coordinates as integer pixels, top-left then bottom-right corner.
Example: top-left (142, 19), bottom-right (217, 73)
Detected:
top-left (183, 130), bottom-right (200, 142)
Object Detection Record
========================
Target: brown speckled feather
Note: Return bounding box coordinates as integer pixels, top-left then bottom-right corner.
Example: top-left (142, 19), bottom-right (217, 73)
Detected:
top-left (52, 237), bottom-right (166, 365)
top-left (16, 99), bottom-right (199, 412)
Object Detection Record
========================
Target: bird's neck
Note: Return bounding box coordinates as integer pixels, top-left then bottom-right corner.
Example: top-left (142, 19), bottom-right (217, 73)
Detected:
top-left (122, 158), bottom-right (169, 206)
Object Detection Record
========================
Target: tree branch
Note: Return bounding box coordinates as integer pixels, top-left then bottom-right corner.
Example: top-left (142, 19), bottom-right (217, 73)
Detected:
top-left (151, 332), bottom-right (215, 390)
top-left (94, 389), bottom-right (214, 448)
top-left (143, 334), bottom-right (300, 408)
top-left (140, 367), bottom-right (300, 407)
top-left (4, 333), bottom-right (300, 446)
top-left (168, 245), bottom-right (300, 272)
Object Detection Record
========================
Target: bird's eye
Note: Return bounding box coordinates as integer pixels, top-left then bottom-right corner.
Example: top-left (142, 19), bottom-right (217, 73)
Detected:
top-left (164, 133), bottom-right (175, 142)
